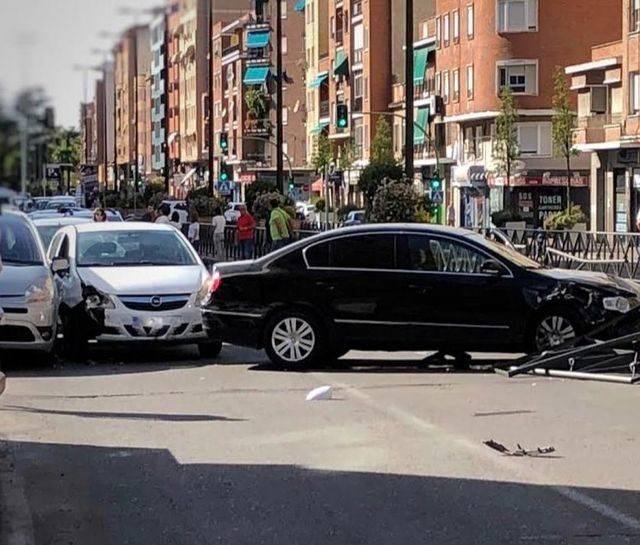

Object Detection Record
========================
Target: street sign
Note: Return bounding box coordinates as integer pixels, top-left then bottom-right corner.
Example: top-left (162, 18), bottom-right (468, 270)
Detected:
top-left (329, 171), bottom-right (344, 187)
top-left (217, 180), bottom-right (232, 195)
top-left (45, 164), bottom-right (61, 180)
top-left (431, 190), bottom-right (444, 204)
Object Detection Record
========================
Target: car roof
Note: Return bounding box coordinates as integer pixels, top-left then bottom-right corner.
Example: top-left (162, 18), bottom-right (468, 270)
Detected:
top-left (32, 217), bottom-right (92, 226)
top-left (72, 221), bottom-right (177, 233)
top-left (329, 223), bottom-right (471, 236)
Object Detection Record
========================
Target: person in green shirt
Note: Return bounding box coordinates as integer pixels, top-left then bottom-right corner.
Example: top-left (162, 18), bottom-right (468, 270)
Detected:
top-left (269, 198), bottom-right (292, 250)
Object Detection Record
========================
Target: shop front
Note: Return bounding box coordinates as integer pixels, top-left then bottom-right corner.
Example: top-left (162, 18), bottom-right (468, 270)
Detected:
top-left (506, 172), bottom-right (590, 228)
top-left (452, 165), bottom-right (503, 229)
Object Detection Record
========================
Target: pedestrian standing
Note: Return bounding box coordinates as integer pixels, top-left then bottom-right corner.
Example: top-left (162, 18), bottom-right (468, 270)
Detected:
top-left (93, 208), bottom-right (107, 222)
top-left (212, 208), bottom-right (227, 261)
top-left (155, 204), bottom-right (172, 225)
top-left (236, 204), bottom-right (256, 260)
top-left (269, 198), bottom-right (292, 251)
top-left (188, 212), bottom-right (201, 253)
top-left (170, 211), bottom-right (182, 230)
top-left (447, 203), bottom-right (456, 227)
top-left (142, 205), bottom-right (155, 222)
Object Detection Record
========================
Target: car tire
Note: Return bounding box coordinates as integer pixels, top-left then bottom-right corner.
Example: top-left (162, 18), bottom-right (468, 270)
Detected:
top-left (528, 309), bottom-right (582, 353)
top-left (264, 310), bottom-right (326, 370)
top-left (198, 341), bottom-right (223, 359)
top-left (61, 307), bottom-right (89, 362)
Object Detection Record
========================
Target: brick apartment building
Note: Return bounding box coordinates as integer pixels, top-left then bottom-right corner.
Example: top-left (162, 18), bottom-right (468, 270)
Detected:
top-left (167, 4), bottom-right (182, 192)
top-left (434, 0), bottom-right (622, 229)
top-left (566, 0), bottom-right (640, 232)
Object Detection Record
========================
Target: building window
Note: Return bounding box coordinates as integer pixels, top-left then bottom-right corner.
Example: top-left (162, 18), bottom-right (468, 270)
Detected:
top-left (517, 122), bottom-right (552, 156)
top-left (467, 65), bottom-right (474, 99)
top-left (453, 10), bottom-right (460, 43)
top-left (282, 107), bottom-right (289, 125)
top-left (435, 72), bottom-right (441, 95)
top-left (497, 0), bottom-right (538, 32)
top-left (590, 86), bottom-right (607, 114)
top-left (353, 23), bottom-right (364, 64)
top-left (467, 4), bottom-right (475, 38)
top-left (442, 71), bottom-right (450, 103)
top-left (498, 61), bottom-right (537, 94)
top-left (281, 0), bottom-right (287, 18)
top-left (435, 17), bottom-right (441, 47)
top-left (631, 73), bottom-right (640, 114)
top-left (631, 0), bottom-right (640, 32)
top-left (353, 72), bottom-right (364, 111)
top-left (354, 117), bottom-right (364, 158)
top-left (452, 69), bottom-right (460, 102)
top-left (443, 13), bottom-right (450, 46)
top-left (282, 36), bottom-right (288, 54)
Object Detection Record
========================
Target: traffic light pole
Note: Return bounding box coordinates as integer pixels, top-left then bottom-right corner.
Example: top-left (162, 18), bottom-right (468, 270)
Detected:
top-left (275, 0), bottom-right (285, 193)
top-left (207, 0), bottom-right (215, 195)
top-left (405, 0), bottom-right (414, 179)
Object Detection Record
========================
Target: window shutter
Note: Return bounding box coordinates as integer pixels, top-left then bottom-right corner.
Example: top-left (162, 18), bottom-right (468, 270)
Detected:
top-left (525, 64), bottom-right (537, 94)
top-left (539, 124), bottom-right (552, 156)
top-left (527, 0), bottom-right (538, 30)
top-left (353, 24), bottom-right (364, 50)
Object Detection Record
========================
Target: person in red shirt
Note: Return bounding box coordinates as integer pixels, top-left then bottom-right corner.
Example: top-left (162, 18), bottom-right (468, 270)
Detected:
top-left (236, 204), bottom-right (256, 260)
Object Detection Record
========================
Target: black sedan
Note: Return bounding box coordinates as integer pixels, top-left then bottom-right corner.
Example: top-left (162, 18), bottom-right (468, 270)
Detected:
top-left (201, 225), bottom-right (640, 368)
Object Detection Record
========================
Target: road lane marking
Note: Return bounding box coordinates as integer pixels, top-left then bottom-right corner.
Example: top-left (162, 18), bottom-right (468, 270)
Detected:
top-left (314, 374), bottom-right (640, 533)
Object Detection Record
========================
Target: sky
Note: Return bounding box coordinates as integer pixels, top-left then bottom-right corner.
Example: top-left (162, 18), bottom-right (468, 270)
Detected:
top-left (0, 0), bottom-right (161, 128)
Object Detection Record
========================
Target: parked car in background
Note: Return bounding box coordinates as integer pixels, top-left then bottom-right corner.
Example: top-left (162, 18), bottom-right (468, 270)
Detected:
top-left (296, 202), bottom-right (317, 223)
top-left (342, 210), bottom-right (365, 226)
top-left (202, 224), bottom-right (640, 369)
top-left (162, 200), bottom-right (189, 225)
top-left (50, 222), bottom-right (219, 359)
top-left (0, 209), bottom-right (60, 353)
top-left (32, 216), bottom-right (92, 251)
top-left (44, 196), bottom-right (78, 211)
top-left (224, 202), bottom-right (245, 224)
top-left (29, 208), bottom-right (123, 222)
top-left (33, 197), bottom-right (51, 210)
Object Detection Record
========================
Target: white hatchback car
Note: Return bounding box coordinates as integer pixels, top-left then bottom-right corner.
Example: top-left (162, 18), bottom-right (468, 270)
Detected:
top-left (49, 222), bottom-right (219, 360)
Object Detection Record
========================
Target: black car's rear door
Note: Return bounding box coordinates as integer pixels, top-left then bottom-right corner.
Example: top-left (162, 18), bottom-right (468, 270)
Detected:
top-left (303, 233), bottom-right (407, 346)
top-left (393, 233), bottom-right (527, 350)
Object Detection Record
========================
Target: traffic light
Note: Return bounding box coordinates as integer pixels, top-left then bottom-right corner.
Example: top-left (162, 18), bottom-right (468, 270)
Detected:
top-left (336, 104), bottom-right (349, 129)
top-left (219, 132), bottom-right (229, 153)
top-left (288, 178), bottom-right (295, 193)
top-left (220, 161), bottom-right (232, 182)
top-left (429, 177), bottom-right (442, 192)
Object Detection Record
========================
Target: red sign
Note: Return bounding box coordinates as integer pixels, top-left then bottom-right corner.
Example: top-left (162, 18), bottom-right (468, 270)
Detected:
top-left (240, 172), bottom-right (256, 183)
top-left (511, 175), bottom-right (589, 187)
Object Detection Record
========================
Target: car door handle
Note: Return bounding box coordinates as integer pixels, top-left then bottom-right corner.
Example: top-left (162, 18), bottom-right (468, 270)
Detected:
top-left (315, 281), bottom-right (335, 291)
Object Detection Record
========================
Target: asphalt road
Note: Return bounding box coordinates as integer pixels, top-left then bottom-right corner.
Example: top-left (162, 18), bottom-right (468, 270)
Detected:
top-left (2, 346), bottom-right (640, 544)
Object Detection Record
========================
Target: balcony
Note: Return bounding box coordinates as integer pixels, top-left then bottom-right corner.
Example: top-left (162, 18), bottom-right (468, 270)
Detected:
top-left (242, 47), bottom-right (270, 65)
top-left (574, 113), bottom-right (623, 145)
top-left (244, 117), bottom-right (272, 135)
top-left (335, 28), bottom-right (344, 45)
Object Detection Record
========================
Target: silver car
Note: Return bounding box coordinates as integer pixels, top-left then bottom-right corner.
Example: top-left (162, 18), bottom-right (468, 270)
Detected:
top-left (51, 222), bottom-right (219, 360)
top-left (0, 209), bottom-right (60, 352)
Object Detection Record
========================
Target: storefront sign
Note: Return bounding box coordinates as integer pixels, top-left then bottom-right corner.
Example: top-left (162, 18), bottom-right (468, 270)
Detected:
top-left (510, 174), bottom-right (588, 187)
top-left (240, 172), bottom-right (256, 183)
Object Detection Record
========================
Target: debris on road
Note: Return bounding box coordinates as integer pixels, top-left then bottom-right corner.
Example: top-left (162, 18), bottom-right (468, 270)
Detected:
top-left (306, 385), bottom-right (333, 401)
top-left (483, 439), bottom-right (556, 457)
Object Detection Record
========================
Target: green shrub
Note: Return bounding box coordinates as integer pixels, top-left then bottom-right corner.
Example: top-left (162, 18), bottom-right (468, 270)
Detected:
top-left (370, 179), bottom-right (428, 223)
top-left (246, 180), bottom-right (278, 211)
top-left (252, 192), bottom-right (295, 221)
top-left (544, 204), bottom-right (586, 231)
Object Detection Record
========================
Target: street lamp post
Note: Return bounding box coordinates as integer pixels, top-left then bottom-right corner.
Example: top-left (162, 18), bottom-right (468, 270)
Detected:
top-left (275, 0), bottom-right (285, 193)
top-left (208, 0), bottom-right (215, 195)
top-left (405, 0), bottom-right (414, 179)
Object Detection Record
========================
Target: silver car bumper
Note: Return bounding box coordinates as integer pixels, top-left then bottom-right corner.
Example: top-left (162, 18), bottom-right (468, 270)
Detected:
top-left (0, 299), bottom-right (57, 352)
top-left (94, 295), bottom-right (207, 344)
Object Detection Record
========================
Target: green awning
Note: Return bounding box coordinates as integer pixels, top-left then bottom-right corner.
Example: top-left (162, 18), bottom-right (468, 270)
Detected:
top-left (294, 0), bottom-right (305, 11)
top-left (310, 121), bottom-right (329, 135)
top-left (310, 72), bottom-right (328, 89)
top-left (333, 50), bottom-right (349, 77)
top-left (414, 107), bottom-right (429, 145)
top-left (243, 66), bottom-right (270, 85)
top-left (413, 48), bottom-right (428, 83)
top-left (246, 30), bottom-right (270, 49)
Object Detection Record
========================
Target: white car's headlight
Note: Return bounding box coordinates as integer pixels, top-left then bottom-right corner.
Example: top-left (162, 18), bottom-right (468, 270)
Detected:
top-left (25, 278), bottom-right (54, 304)
top-left (195, 275), bottom-right (213, 306)
top-left (85, 292), bottom-right (115, 310)
top-left (603, 296), bottom-right (631, 314)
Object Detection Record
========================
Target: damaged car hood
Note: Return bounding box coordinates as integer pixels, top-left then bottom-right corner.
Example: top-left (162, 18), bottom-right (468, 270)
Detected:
top-left (538, 268), bottom-right (640, 296)
top-left (77, 265), bottom-right (205, 296)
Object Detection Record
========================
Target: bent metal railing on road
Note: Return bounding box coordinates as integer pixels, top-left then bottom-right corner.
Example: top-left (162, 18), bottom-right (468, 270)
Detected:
top-left (502, 229), bottom-right (640, 279)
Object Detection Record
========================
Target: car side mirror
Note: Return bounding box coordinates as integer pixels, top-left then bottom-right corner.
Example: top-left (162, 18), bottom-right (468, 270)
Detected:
top-left (480, 260), bottom-right (504, 277)
top-left (51, 257), bottom-right (70, 275)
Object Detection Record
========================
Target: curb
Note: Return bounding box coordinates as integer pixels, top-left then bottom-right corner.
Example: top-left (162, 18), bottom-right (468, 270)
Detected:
top-left (0, 373), bottom-right (5, 397)
top-left (0, 441), bottom-right (35, 545)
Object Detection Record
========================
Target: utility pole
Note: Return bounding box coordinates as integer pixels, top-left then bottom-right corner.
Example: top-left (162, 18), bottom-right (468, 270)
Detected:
top-left (275, 0), bottom-right (284, 192)
top-left (164, 10), bottom-right (171, 193)
top-left (20, 116), bottom-right (28, 195)
top-left (133, 28), bottom-right (140, 210)
top-left (404, 0), bottom-right (414, 179)
top-left (207, 0), bottom-right (215, 195)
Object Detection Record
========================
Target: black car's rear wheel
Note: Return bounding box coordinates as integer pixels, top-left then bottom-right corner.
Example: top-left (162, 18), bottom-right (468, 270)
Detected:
top-left (264, 310), bottom-right (325, 369)
top-left (530, 310), bottom-right (580, 353)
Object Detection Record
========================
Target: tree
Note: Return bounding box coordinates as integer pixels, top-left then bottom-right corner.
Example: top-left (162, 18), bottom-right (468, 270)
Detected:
top-left (0, 97), bottom-right (20, 189)
top-left (338, 137), bottom-right (356, 206)
top-left (311, 133), bottom-right (333, 172)
top-left (552, 66), bottom-right (579, 209)
top-left (370, 179), bottom-right (431, 223)
top-left (245, 179), bottom-right (278, 211)
top-left (358, 117), bottom-right (403, 215)
top-left (49, 128), bottom-right (81, 167)
top-left (371, 116), bottom-right (395, 165)
top-left (493, 86), bottom-right (519, 205)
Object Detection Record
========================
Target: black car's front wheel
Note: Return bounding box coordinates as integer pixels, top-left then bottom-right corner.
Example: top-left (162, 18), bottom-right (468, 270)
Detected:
top-left (530, 310), bottom-right (580, 353)
top-left (264, 310), bottom-right (325, 369)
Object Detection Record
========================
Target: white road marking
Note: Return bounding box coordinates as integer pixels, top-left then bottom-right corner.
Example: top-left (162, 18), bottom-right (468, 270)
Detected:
top-left (315, 375), bottom-right (640, 533)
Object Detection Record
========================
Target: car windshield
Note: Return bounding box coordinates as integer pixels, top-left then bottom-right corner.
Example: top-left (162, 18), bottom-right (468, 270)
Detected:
top-left (76, 229), bottom-right (197, 267)
top-left (467, 232), bottom-right (542, 269)
top-left (35, 225), bottom-right (64, 249)
top-left (0, 215), bottom-right (44, 266)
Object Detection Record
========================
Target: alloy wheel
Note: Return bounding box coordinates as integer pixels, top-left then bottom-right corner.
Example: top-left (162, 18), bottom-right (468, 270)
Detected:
top-left (271, 317), bottom-right (316, 363)
top-left (535, 315), bottom-right (576, 351)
